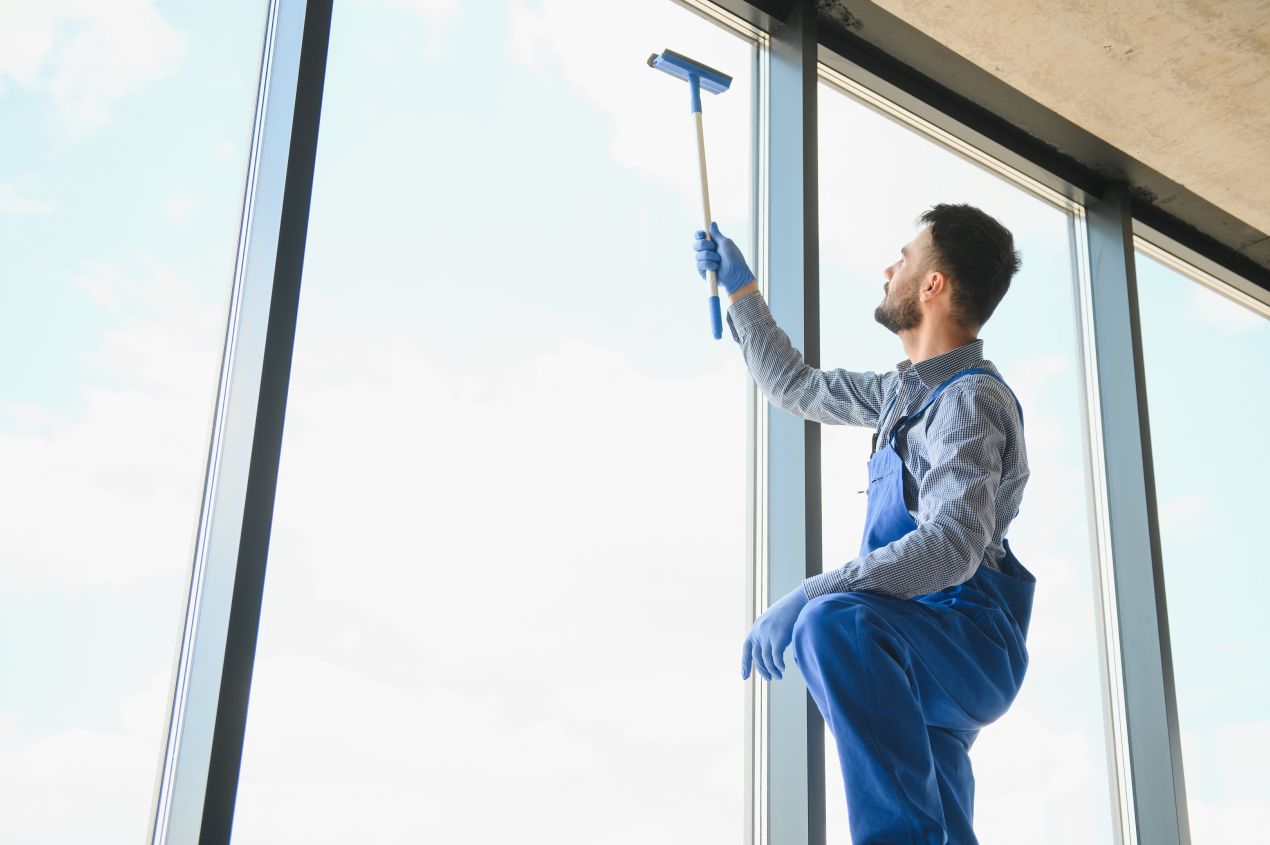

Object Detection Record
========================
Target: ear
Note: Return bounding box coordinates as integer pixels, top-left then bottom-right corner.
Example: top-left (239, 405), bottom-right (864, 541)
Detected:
top-left (920, 267), bottom-right (948, 299)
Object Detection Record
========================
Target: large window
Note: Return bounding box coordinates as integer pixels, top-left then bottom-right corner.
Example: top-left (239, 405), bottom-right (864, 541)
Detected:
top-left (1133, 246), bottom-right (1270, 843)
top-left (230, 2), bottom-right (756, 840)
top-left (816, 70), bottom-right (1117, 842)
top-left (0, 3), bottom-right (266, 843)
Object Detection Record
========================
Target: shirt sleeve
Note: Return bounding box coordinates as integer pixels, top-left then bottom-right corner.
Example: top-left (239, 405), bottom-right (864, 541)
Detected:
top-left (800, 381), bottom-right (1011, 600)
top-left (725, 291), bottom-right (897, 428)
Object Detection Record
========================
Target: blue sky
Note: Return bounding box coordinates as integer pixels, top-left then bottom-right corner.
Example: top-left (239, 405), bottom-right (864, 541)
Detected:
top-left (1, 1), bottom-right (1266, 843)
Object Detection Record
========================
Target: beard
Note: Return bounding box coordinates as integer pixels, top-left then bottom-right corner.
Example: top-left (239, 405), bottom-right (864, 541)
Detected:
top-left (874, 283), bottom-right (922, 333)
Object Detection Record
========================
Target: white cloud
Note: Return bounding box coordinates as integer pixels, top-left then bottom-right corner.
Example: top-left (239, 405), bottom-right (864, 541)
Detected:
top-left (368, 0), bottom-right (460, 18)
top-left (0, 0), bottom-right (55, 88)
top-left (116, 670), bottom-right (174, 741)
top-left (164, 192), bottom-right (193, 219)
top-left (0, 181), bottom-right (55, 215)
top-left (506, 0), bottom-right (754, 236)
top-left (223, 323), bottom-right (750, 841)
top-left (0, 726), bottom-right (158, 841)
top-left (0, 256), bottom-right (223, 589)
top-left (1157, 492), bottom-right (1210, 542)
top-left (235, 643), bottom-right (745, 841)
top-left (1188, 283), bottom-right (1265, 334)
top-left (1182, 720), bottom-right (1270, 841)
top-left (71, 259), bottom-right (126, 312)
top-left (0, 672), bottom-right (172, 842)
top-left (352, 0), bottom-right (462, 58)
top-left (0, 255), bottom-right (218, 844)
top-left (0, 0), bottom-right (186, 135)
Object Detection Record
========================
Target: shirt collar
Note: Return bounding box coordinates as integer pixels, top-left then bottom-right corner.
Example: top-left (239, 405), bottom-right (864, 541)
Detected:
top-left (896, 338), bottom-right (986, 389)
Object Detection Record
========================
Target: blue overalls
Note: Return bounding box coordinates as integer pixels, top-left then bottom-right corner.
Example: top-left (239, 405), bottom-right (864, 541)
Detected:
top-left (792, 366), bottom-right (1037, 845)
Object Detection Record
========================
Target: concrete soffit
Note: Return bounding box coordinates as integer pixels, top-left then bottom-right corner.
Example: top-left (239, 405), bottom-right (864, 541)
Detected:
top-left (800, 0), bottom-right (1270, 292)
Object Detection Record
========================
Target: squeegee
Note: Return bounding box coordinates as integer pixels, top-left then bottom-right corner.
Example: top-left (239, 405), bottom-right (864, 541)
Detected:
top-left (647, 48), bottom-right (733, 340)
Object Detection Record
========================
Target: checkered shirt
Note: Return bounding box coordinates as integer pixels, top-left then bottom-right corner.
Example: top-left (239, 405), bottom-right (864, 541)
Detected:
top-left (725, 291), bottom-right (1029, 601)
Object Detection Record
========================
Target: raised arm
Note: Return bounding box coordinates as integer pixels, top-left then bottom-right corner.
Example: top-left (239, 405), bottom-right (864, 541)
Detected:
top-left (725, 288), bottom-right (896, 427)
top-left (693, 226), bottom-right (896, 428)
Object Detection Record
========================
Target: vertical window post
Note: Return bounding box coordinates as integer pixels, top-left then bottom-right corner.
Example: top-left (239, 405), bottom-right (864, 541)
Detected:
top-left (761, 1), bottom-right (824, 843)
top-left (149, 1), bottom-right (332, 843)
top-left (1083, 183), bottom-right (1190, 845)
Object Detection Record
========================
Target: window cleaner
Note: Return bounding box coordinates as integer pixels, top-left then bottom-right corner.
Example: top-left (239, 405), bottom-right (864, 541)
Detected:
top-left (694, 206), bottom-right (1035, 844)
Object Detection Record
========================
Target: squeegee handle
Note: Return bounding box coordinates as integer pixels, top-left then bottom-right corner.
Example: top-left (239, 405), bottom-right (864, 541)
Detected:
top-left (693, 95), bottom-right (722, 340)
top-left (709, 287), bottom-right (722, 339)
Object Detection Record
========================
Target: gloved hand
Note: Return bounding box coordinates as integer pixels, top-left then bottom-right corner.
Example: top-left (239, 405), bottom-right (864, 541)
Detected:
top-left (693, 221), bottom-right (756, 296)
top-left (741, 584), bottom-right (810, 682)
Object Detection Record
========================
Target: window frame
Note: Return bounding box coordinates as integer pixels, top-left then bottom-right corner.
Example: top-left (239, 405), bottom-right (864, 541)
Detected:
top-left (148, 1), bottom-right (332, 842)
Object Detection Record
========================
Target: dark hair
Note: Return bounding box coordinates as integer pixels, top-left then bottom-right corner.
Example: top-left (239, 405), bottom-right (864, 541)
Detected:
top-left (916, 203), bottom-right (1021, 330)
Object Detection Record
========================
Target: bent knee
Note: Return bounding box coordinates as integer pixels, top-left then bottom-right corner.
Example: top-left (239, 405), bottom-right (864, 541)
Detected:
top-left (792, 593), bottom-right (888, 653)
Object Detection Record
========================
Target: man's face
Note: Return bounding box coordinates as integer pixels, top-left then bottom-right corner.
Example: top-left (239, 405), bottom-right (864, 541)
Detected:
top-left (874, 226), bottom-right (932, 334)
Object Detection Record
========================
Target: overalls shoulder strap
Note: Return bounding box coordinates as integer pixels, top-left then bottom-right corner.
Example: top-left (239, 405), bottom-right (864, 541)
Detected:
top-left (885, 366), bottom-right (1024, 450)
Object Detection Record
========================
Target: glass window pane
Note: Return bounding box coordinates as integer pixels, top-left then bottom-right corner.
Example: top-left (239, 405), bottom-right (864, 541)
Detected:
top-left (232, 2), bottom-right (754, 840)
top-left (1134, 250), bottom-right (1270, 843)
top-left (0, 3), bottom-right (267, 842)
top-left (816, 75), bottom-right (1116, 842)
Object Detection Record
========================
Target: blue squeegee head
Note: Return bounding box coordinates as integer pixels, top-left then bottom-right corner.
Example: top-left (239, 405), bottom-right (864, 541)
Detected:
top-left (647, 49), bottom-right (733, 93)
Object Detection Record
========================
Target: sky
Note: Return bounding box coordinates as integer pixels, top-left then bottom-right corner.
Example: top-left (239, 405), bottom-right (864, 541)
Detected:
top-left (0, 1), bottom-right (1266, 843)
top-left (1, 1), bottom-right (266, 842)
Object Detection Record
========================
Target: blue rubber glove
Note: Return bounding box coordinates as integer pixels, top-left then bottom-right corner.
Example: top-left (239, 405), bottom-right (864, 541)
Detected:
top-left (742, 584), bottom-right (810, 682)
top-left (693, 221), bottom-right (756, 296)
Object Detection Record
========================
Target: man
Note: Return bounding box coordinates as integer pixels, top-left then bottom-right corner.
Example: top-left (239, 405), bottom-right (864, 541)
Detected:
top-left (692, 203), bottom-right (1037, 845)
